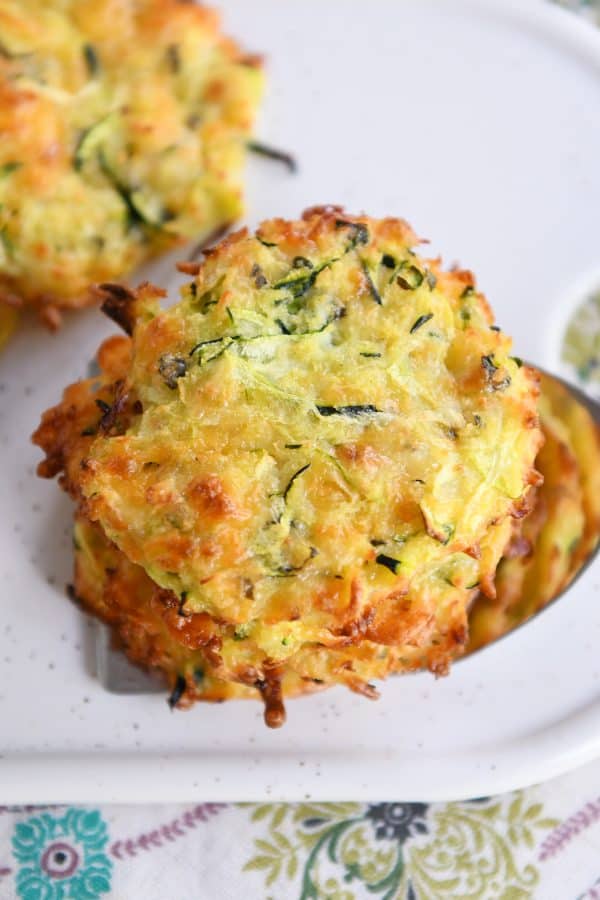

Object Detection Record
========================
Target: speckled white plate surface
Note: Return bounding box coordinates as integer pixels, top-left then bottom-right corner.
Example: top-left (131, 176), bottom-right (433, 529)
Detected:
top-left (2, 0), bottom-right (600, 803)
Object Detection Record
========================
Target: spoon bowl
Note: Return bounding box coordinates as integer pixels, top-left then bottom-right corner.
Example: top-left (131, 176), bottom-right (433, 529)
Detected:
top-left (540, 366), bottom-right (600, 425)
top-left (465, 363), bottom-right (600, 658)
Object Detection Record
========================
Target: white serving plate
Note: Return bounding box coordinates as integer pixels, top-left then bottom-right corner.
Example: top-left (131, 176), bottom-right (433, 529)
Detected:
top-left (1, 0), bottom-right (600, 803)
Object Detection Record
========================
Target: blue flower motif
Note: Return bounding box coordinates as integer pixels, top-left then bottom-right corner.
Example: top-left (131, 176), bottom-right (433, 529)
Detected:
top-left (12, 808), bottom-right (112, 900)
top-left (365, 802), bottom-right (429, 843)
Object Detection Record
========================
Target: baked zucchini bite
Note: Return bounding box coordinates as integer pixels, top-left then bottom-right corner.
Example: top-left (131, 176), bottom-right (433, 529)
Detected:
top-left (468, 372), bottom-right (600, 652)
top-left (34, 207), bottom-right (543, 725)
top-left (0, 0), bottom-right (262, 326)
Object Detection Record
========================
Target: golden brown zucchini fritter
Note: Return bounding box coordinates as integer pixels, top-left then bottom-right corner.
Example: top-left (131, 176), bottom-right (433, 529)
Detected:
top-left (34, 207), bottom-right (544, 725)
top-left (468, 373), bottom-right (600, 651)
top-left (0, 0), bottom-right (262, 325)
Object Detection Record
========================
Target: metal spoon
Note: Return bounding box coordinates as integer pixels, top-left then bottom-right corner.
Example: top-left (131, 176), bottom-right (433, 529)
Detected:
top-left (541, 365), bottom-right (600, 425)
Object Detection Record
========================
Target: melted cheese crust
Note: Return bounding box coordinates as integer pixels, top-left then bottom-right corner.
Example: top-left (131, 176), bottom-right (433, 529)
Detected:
top-left (34, 208), bottom-right (543, 723)
top-left (0, 0), bottom-right (262, 315)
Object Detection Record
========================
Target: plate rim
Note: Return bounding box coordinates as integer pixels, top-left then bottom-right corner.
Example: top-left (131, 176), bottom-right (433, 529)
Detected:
top-left (2, 0), bottom-right (600, 803)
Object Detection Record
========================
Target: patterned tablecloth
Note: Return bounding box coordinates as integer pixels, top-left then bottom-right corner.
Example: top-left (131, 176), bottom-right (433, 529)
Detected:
top-left (2, 758), bottom-right (600, 899)
top-left (2, 1), bottom-right (600, 898)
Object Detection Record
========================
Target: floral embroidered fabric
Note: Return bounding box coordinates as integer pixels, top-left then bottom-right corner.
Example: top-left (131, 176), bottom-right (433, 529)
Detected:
top-left (2, 761), bottom-right (600, 899)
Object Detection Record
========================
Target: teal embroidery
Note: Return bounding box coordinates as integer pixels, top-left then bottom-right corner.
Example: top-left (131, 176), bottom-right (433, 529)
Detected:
top-left (12, 808), bottom-right (112, 900)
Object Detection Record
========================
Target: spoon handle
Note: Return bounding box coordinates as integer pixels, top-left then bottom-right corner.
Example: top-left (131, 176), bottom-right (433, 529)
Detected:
top-left (529, 363), bottom-right (600, 425)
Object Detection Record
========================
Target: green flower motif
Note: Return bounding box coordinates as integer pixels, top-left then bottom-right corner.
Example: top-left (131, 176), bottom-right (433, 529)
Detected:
top-left (12, 808), bottom-right (112, 900)
top-left (244, 796), bottom-right (559, 899)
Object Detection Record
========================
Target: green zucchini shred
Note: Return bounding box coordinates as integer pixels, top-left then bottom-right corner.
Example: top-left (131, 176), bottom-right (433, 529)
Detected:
top-left (83, 43), bottom-right (100, 77)
top-left (397, 264), bottom-right (424, 290)
top-left (316, 404), bottom-right (380, 418)
top-left (360, 258), bottom-right (382, 305)
top-left (375, 553), bottom-right (401, 574)
top-left (410, 313), bottom-right (433, 333)
top-left (0, 161), bottom-right (21, 178)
